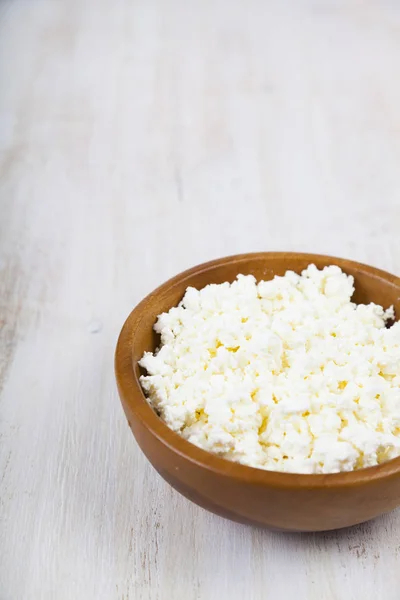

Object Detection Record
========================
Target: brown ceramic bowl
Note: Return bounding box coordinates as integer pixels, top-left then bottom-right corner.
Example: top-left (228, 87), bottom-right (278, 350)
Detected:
top-left (115, 252), bottom-right (400, 532)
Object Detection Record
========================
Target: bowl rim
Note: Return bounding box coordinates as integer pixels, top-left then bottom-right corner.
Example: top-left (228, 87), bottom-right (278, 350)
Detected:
top-left (115, 252), bottom-right (400, 489)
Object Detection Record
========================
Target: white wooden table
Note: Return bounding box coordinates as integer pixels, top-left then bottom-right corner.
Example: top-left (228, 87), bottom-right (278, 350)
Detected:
top-left (1, 1), bottom-right (400, 598)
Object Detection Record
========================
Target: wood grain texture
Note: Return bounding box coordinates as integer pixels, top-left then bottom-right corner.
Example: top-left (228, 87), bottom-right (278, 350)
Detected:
top-left (1, 0), bottom-right (400, 598)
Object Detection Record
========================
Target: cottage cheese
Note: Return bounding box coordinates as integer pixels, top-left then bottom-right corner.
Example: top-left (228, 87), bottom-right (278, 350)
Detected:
top-left (139, 265), bottom-right (400, 474)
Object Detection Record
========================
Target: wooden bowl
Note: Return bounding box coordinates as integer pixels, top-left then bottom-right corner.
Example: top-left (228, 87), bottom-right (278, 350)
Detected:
top-left (115, 253), bottom-right (400, 532)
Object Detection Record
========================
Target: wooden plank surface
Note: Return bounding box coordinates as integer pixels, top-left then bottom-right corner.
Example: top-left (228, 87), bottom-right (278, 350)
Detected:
top-left (1, 1), bottom-right (400, 598)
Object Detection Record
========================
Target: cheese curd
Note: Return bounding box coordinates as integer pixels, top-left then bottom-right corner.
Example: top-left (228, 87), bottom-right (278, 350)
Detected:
top-left (139, 265), bottom-right (400, 474)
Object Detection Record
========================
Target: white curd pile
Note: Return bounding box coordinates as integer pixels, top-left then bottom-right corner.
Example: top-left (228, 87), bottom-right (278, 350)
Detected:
top-left (139, 265), bottom-right (400, 474)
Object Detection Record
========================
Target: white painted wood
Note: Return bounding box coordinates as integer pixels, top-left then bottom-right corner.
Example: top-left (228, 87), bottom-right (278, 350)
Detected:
top-left (1, 0), bottom-right (400, 598)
